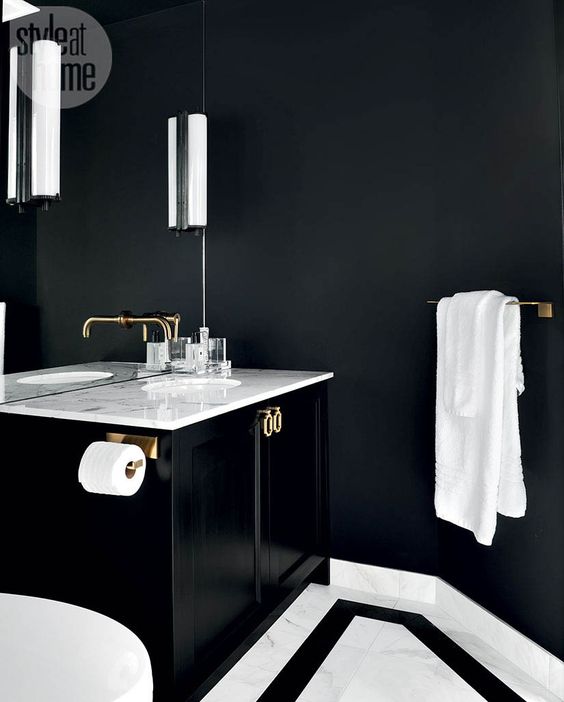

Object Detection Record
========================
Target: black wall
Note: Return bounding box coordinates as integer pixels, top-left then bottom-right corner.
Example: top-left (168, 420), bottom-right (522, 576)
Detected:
top-left (205, 0), bottom-right (438, 575)
top-left (0, 18), bottom-right (38, 371)
top-left (433, 0), bottom-right (564, 658)
top-left (4, 0), bottom-right (564, 659)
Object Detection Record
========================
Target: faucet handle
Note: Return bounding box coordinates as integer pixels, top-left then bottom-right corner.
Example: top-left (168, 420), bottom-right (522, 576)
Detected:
top-left (118, 311), bottom-right (134, 329)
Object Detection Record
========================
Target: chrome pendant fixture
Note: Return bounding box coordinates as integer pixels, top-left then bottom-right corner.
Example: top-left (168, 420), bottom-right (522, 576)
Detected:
top-left (7, 39), bottom-right (61, 212)
top-left (168, 111), bottom-right (207, 231)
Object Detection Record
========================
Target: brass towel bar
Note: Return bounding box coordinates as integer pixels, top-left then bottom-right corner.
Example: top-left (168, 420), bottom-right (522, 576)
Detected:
top-left (426, 300), bottom-right (554, 319)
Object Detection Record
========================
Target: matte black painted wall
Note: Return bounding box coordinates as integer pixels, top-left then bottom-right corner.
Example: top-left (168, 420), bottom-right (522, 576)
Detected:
top-left (433, 0), bottom-right (564, 658)
top-left (204, 0), bottom-right (438, 576)
top-left (0, 19), bottom-right (39, 371)
top-left (11, 0), bottom-right (564, 659)
top-left (0, 190), bottom-right (36, 310)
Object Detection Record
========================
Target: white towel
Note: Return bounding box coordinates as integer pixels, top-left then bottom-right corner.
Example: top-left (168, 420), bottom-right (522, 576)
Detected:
top-left (435, 291), bottom-right (526, 545)
top-left (442, 291), bottom-right (490, 417)
top-left (0, 303), bottom-right (5, 375)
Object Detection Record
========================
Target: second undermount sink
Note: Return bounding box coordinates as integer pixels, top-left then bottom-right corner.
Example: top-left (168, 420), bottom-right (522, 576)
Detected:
top-left (141, 377), bottom-right (241, 393)
top-left (17, 371), bottom-right (114, 385)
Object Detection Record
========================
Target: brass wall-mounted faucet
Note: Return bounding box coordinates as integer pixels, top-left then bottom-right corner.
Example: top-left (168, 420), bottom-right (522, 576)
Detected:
top-left (82, 311), bottom-right (175, 341)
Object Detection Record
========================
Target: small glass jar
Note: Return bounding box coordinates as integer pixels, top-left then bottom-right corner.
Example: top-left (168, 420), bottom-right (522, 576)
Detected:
top-left (208, 338), bottom-right (227, 365)
top-left (169, 337), bottom-right (192, 372)
top-left (185, 340), bottom-right (206, 373)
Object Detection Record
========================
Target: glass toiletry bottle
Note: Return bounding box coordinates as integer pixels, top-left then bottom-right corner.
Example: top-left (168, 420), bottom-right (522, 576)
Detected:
top-left (146, 330), bottom-right (166, 370)
top-left (199, 326), bottom-right (209, 364)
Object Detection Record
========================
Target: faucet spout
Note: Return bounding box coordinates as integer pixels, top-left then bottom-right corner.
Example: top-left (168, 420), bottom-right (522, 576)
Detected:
top-left (82, 312), bottom-right (173, 340)
top-left (83, 315), bottom-right (121, 339)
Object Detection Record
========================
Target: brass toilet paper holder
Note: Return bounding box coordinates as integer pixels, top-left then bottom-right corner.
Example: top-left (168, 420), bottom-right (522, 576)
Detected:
top-left (125, 459), bottom-right (144, 478)
top-left (106, 433), bottom-right (159, 475)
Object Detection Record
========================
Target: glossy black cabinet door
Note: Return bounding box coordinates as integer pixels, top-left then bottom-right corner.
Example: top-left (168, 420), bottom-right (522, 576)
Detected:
top-left (173, 405), bottom-right (269, 694)
top-left (267, 384), bottom-right (329, 593)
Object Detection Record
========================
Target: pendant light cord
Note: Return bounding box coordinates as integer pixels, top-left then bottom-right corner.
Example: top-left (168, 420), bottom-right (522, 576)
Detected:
top-left (202, 0), bottom-right (206, 114)
top-left (202, 227), bottom-right (206, 327)
top-left (201, 1), bottom-right (207, 329)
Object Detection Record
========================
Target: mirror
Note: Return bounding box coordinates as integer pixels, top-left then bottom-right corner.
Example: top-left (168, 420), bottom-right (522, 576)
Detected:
top-left (0, 0), bottom-right (205, 372)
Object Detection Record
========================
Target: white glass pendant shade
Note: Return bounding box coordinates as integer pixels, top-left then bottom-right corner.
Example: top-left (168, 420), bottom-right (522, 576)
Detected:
top-left (31, 40), bottom-right (61, 201)
top-left (7, 47), bottom-right (18, 202)
top-left (168, 112), bottom-right (207, 231)
top-left (187, 113), bottom-right (207, 228)
top-left (168, 116), bottom-right (178, 229)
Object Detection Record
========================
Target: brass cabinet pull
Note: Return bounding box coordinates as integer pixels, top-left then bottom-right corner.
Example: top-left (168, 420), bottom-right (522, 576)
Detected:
top-left (258, 410), bottom-right (274, 437)
top-left (268, 407), bottom-right (282, 434)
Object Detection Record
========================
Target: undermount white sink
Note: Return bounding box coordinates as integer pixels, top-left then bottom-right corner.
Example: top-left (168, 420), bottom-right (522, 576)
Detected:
top-left (17, 371), bottom-right (114, 385)
top-left (141, 377), bottom-right (241, 393)
top-left (0, 593), bottom-right (152, 702)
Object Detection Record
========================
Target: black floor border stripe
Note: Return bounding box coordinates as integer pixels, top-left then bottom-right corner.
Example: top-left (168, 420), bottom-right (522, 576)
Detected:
top-left (257, 600), bottom-right (523, 702)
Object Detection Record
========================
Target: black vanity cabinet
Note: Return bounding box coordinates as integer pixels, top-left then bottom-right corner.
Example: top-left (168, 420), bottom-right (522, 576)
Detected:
top-left (173, 383), bottom-right (329, 696)
top-left (0, 381), bottom-right (329, 702)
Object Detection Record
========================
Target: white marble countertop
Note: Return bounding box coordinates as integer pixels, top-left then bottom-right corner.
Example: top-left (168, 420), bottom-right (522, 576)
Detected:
top-left (0, 362), bottom-right (168, 405)
top-left (0, 368), bottom-right (334, 430)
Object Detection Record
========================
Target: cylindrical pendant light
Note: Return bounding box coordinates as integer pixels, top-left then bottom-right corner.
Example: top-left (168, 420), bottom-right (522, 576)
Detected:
top-left (6, 39), bottom-right (61, 213)
top-left (168, 111), bottom-right (207, 231)
top-left (6, 44), bottom-right (32, 209)
top-left (31, 40), bottom-right (61, 207)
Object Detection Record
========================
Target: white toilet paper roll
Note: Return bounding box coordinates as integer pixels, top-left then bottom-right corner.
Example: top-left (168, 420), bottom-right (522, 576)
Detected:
top-left (78, 442), bottom-right (146, 497)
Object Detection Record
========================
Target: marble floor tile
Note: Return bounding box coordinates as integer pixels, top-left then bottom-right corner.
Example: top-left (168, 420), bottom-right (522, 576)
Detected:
top-left (549, 656), bottom-right (564, 699)
top-left (297, 644), bottom-right (368, 702)
top-left (274, 587), bottom-right (338, 639)
top-left (393, 596), bottom-right (452, 618)
top-left (339, 622), bottom-right (487, 702)
top-left (426, 615), bottom-right (563, 702)
top-left (201, 614), bottom-right (310, 702)
top-left (337, 616), bottom-right (386, 650)
top-left (203, 583), bottom-right (560, 702)
top-left (201, 583), bottom-right (394, 702)
top-left (436, 579), bottom-right (551, 688)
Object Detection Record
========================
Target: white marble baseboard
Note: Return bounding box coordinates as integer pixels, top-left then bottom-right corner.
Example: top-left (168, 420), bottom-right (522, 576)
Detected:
top-left (330, 559), bottom-right (436, 603)
top-left (330, 558), bottom-right (564, 700)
